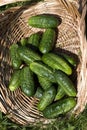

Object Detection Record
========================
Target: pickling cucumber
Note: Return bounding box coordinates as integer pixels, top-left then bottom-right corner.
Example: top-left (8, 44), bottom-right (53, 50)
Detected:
top-left (20, 66), bottom-right (35, 97)
top-left (38, 86), bottom-right (56, 111)
top-left (42, 97), bottom-right (76, 118)
top-left (58, 52), bottom-right (77, 67)
top-left (9, 70), bottom-right (21, 91)
top-left (34, 87), bottom-right (44, 99)
top-left (10, 44), bottom-right (22, 69)
top-left (55, 85), bottom-right (65, 101)
top-left (28, 32), bottom-right (41, 48)
top-left (42, 53), bottom-right (72, 75)
top-left (54, 70), bottom-right (76, 97)
top-left (30, 61), bottom-right (56, 82)
top-left (38, 76), bottom-right (52, 90)
top-left (28, 14), bottom-right (59, 28)
top-left (18, 46), bottom-right (41, 65)
top-left (20, 37), bottom-right (28, 46)
top-left (39, 29), bottom-right (56, 54)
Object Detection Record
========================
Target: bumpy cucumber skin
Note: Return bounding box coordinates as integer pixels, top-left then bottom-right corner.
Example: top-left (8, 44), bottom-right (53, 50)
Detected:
top-left (55, 85), bottom-right (65, 101)
top-left (42, 53), bottom-right (72, 75)
top-left (42, 97), bottom-right (76, 118)
top-left (30, 61), bottom-right (56, 83)
top-left (34, 87), bottom-right (44, 99)
top-left (28, 33), bottom-right (41, 47)
top-left (59, 53), bottom-right (77, 67)
top-left (54, 70), bottom-right (76, 97)
top-left (28, 14), bottom-right (59, 28)
top-left (20, 37), bottom-right (28, 46)
top-left (9, 70), bottom-right (20, 91)
top-left (39, 29), bottom-right (56, 54)
top-left (20, 67), bottom-right (35, 97)
top-left (10, 44), bottom-right (22, 69)
top-left (18, 46), bottom-right (41, 65)
top-left (38, 76), bottom-right (52, 90)
top-left (38, 86), bottom-right (56, 111)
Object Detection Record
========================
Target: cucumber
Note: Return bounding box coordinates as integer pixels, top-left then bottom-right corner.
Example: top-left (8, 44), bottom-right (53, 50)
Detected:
top-left (10, 44), bottom-right (22, 69)
top-left (20, 37), bottom-right (28, 46)
top-left (38, 76), bottom-right (52, 90)
top-left (18, 46), bottom-right (41, 65)
top-left (9, 70), bottom-right (20, 91)
top-left (28, 32), bottom-right (41, 48)
top-left (38, 86), bottom-right (56, 111)
top-left (39, 29), bottom-right (56, 54)
top-left (55, 85), bottom-right (65, 101)
top-left (28, 14), bottom-right (59, 28)
top-left (20, 66), bottom-right (35, 97)
top-left (34, 87), bottom-right (44, 99)
top-left (42, 97), bottom-right (76, 118)
top-left (30, 61), bottom-right (56, 83)
top-left (54, 70), bottom-right (76, 97)
top-left (42, 53), bottom-right (72, 75)
top-left (58, 53), bottom-right (77, 67)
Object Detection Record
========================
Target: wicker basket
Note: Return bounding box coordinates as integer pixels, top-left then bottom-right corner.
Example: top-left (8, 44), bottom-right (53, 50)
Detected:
top-left (0, 0), bottom-right (87, 126)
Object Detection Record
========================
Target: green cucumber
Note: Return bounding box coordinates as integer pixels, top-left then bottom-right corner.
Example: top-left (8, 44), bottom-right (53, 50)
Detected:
top-left (39, 29), bottom-right (56, 54)
top-left (9, 70), bottom-right (20, 91)
top-left (54, 70), bottom-right (76, 97)
top-left (30, 61), bottom-right (56, 83)
top-left (20, 37), bottom-right (28, 46)
top-left (42, 53), bottom-right (72, 75)
top-left (55, 85), bottom-right (65, 101)
top-left (28, 14), bottom-right (59, 28)
top-left (38, 86), bottom-right (56, 111)
top-left (10, 44), bottom-right (22, 69)
top-left (38, 76), bottom-right (52, 90)
top-left (18, 46), bottom-right (41, 65)
top-left (28, 32), bottom-right (41, 48)
top-left (34, 87), bottom-right (44, 99)
top-left (58, 53), bottom-right (77, 67)
top-left (20, 66), bottom-right (35, 97)
top-left (42, 97), bottom-right (76, 118)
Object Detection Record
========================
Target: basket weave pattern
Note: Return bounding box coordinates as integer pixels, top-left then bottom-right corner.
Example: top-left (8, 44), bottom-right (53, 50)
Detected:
top-left (0, 0), bottom-right (86, 125)
top-left (74, 0), bottom-right (87, 114)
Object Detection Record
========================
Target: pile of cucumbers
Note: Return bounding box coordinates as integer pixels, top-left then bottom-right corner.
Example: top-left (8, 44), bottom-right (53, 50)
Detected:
top-left (9, 14), bottom-right (77, 119)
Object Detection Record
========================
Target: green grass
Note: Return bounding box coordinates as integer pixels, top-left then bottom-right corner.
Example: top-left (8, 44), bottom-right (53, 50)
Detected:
top-left (0, 1), bottom-right (25, 12)
top-left (0, 0), bottom-right (43, 12)
top-left (0, 106), bottom-right (87, 130)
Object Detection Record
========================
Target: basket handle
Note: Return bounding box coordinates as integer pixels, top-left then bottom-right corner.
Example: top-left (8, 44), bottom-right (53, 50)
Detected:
top-left (0, 0), bottom-right (27, 6)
